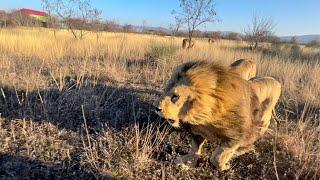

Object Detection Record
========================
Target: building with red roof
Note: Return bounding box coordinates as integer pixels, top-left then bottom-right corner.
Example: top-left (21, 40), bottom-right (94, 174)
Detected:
top-left (19, 8), bottom-right (48, 23)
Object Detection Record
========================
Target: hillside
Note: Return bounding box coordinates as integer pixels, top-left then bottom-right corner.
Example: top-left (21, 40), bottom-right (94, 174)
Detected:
top-left (281, 34), bottom-right (320, 44)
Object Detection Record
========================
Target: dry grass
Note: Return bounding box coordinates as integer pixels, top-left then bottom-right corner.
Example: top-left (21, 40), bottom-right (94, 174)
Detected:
top-left (0, 27), bottom-right (319, 179)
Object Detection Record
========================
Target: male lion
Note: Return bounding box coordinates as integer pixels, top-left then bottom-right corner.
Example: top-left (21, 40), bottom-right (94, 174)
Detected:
top-left (182, 39), bottom-right (195, 49)
top-left (229, 59), bottom-right (257, 80)
top-left (157, 61), bottom-right (281, 171)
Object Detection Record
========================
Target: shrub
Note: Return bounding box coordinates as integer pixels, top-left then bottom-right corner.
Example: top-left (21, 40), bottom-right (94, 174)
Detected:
top-left (226, 32), bottom-right (240, 40)
top-left (211, 31), bottom-right (221, 39)
top-left (290, 36), bottom-right (298, 44)
top-left (261, 43), bottom-right (283, 57)
top-left (306, 40), bottom-right (320, 48)
top-left (290, 45), bottom-right (302, 59)
top-left (148, 43), bottom-right (179, 60)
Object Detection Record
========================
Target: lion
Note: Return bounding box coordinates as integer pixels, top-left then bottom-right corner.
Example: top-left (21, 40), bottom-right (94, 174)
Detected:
top-left (208, 38), bottom-right (215, 43)
top-left (156, 61), bottom-right (281, 171)
top-left (182, 38), bottom-right (195, 49)
top-left (229, 59), bottom-right (257, 80)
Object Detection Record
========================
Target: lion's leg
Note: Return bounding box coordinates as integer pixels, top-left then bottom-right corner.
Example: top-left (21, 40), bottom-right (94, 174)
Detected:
top-left (176, 134), bottom-right (205, 169)
top-left (210, 143), bottom-right (239, 171)
top-left (189, 134), bottom-right (206, 155)
top-left (249, 77), bottom-right (281, 135)
top-left (234, 144), bottom-right (254, 157)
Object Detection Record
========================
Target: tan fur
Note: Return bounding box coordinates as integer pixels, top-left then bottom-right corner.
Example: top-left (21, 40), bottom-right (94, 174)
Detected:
top-left (208, 38), bottom-right (214, 43)
top-left (229, 59), bottom-right (257, 80)
top-left (249, 77), bottom-right (281, 134)
top-left (157, 61), bottom-right (281, 171)
top-left (182, 39), bottom-right (195, 49)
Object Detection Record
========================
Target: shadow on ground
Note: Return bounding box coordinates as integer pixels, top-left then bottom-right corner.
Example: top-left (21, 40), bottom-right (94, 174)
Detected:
top-left (1, 74), bottom-right (319, 179)
top-left (0, 75), bottom-right (162, 132)
top-left (0, 153), bottom-right (110, 179)
top-left (0, 75), bottom-right (167, 179)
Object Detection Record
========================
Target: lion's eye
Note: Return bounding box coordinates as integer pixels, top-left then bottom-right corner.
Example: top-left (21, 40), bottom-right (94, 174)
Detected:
top-left (171, 94), bottom-right (179, 103)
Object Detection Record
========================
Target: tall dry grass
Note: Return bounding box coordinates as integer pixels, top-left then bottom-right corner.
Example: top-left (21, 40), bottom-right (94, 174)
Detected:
top-left (1, 27), bottom-right (319, 105)
top-left (0, 27), bottom-right (319, 179)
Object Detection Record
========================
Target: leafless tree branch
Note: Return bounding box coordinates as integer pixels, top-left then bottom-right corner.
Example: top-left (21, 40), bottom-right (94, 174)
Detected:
top-left (172, 0), bottom-right (217, 48)
top-left (244, 14), bottom-right (276, 50)
top-left (42, 0), bottom-right (101, 39)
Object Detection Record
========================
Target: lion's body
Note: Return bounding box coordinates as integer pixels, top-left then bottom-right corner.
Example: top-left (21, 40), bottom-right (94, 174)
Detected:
top-left (229, 59), bottom-right (257, 80)
top-left (182, 39), bottom-right (195, 49)
top-left (158, 61), bottom-right (281, 171)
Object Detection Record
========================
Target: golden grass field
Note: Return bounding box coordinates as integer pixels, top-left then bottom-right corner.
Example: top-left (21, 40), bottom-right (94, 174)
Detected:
top-left (0, 27), bottom-right (319, 179)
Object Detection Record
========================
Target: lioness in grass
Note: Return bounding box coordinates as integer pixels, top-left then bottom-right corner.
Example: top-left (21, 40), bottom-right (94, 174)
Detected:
top-left (182, 38), bottom-right (195, 49)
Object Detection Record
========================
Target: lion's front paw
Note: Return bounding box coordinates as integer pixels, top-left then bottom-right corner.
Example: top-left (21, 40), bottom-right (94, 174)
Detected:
top-left (174, 154), bottom-right (199, 170)
top-left (210, 156), bottom-right (230, 171)
top-left (174, 156), bottom-right (190, 170)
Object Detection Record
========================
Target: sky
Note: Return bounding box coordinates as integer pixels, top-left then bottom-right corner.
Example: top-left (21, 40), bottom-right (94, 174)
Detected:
top-left (1, 0), bottom-right (320, 36)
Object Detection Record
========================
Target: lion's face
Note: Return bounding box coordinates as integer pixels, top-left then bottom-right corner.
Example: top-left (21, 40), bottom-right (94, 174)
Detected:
top-left (157, 85), bottom-right (195, 128)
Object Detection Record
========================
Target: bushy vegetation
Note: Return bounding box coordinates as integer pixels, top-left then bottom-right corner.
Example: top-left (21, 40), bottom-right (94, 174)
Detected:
top-left (0, 10), bottom-right (43, 27)
top-left (148, 43), bottom-right (179, 61)
top-left (259, 43), bottom-right (320, 64)
top-left (290, 44), bottom-right (302, 59)
top-left (306, 40), bottom-right (320, 48)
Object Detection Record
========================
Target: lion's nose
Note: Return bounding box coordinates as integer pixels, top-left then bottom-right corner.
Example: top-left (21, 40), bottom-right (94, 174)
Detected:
top-left (156, 107), bottom-right (162, 112)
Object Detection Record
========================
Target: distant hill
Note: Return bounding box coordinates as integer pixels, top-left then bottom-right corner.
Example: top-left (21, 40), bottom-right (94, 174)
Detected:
top-left (280, 35), bottom-right (320, 44)
top-left (129, 25), bottom-right (241, 36)
top-left (126, 24), bottom-right (320, 44)
top-left (130, 25), bottom-right (171, 34)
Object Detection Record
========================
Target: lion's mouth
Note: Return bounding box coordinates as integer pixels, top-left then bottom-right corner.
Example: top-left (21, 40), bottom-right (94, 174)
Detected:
top-left (154, 109), bottom-right (180, 127)
top-left (167, 119), bottom-right (175, 124)
top-left (155, 110), bottom-right (163, 117)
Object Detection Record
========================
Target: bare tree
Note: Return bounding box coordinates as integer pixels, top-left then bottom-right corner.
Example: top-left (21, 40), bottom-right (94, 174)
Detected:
top-left (169, 18), bottom-right (183, 35)
top-left (142, 20), bottom-right (147, 33)
top-left (244, 14), bottom-right (276, 50)
top-left (42, 1), bottom-right (60, 38)
top-left (172, 0), bottom-right (217, 48)
top-left (211, 31), bottom-right (221, 40)
top-left (11, 10), bottom-right (40, 27)
top-left (90, 19), bottom-right (104, 40)
top-left (103, 20), bottom-right (120, 32)
top-left (306, 40), bottom-right (320, 47)
top-left (42, 0), bottom-right (101, 39)
top-left (123, 24), bottom-right (133, 33)
top-left (0, 10), bottom-right (7, 28)
top-left (226, 32), bottom-right (240, 40)
top-left (290, 36), bottom-right (298, 44)
top-left (0, 10), bottom-right (40, 28)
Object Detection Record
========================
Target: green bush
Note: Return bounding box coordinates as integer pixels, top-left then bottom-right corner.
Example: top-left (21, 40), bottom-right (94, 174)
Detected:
top-left (290, 45), bottom-right (302, 59)
top-left (262, 43), bottom-right (283, 57)
top-left (148, 43), bottom-right (179, 60)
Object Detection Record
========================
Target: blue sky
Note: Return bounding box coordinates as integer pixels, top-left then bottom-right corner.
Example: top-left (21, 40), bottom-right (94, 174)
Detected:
top-left (1, 0), bottom-right (320, 36)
